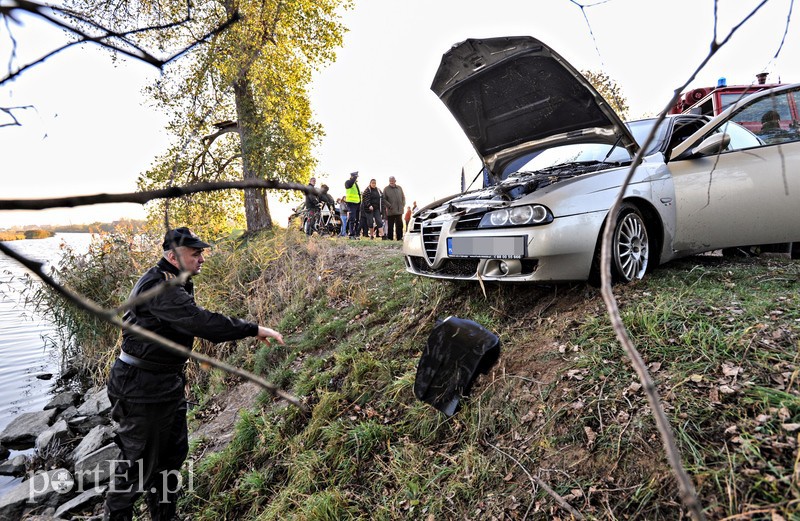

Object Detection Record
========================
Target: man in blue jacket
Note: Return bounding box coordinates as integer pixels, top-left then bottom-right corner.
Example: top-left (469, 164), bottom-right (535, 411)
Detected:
top-left (104, 227), bottom-right (284, 521)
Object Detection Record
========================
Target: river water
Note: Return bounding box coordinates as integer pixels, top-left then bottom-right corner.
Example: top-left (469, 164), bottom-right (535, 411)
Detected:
top-left (0, 233), bottom-right (92, 494)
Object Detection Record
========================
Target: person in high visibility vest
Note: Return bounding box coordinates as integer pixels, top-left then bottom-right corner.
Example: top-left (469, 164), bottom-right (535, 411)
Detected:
top-left (344, 171), bottom-right (361, 239)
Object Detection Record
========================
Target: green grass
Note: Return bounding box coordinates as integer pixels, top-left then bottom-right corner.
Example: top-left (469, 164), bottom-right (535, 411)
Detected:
top-left (45, 228), bottom-right (800, 519)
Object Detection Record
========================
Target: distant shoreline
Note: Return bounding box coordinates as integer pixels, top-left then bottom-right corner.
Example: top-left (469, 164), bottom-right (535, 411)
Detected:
top-left (0, 229), bottom-right (55, 241)
top-left (0, 219), bottom-right (146, 239)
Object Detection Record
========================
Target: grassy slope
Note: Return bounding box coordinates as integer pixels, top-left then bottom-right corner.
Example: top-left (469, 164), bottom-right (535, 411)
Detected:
top-left (182, 229), bottom-right (799, 520)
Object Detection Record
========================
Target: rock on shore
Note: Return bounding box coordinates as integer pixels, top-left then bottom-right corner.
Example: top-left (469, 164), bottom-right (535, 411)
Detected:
top-left (0, 387), bottom-right (116, 520)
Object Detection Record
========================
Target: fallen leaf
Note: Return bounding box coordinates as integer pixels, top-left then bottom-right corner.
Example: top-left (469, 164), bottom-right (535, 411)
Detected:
top-left (771, 373), bottom-right (786, 387)
top-left (689, 374), bottom-right (703, 383)
top-left (648, 361), bottom-right (662, 373)
top-left (718, 385), bottom-right (736, 394)
top-left (709, 388), bottom-right (720, 404)
top-left (567, 369), bottom-right (585, 380)
top-left (584, 426), bottom-right (597, 449)
top-left (722, 363), bottom-right (741, 377)
top-left (781, 423), bottom-right (800, 432)
top-left (628, 382), bottom-right (642, 393)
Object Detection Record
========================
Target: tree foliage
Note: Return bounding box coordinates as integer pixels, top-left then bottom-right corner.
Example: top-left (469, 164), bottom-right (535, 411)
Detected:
top-left (583, 69), bottom-right (629, 120)
top-left (67, 0), bottom-right (352, 234)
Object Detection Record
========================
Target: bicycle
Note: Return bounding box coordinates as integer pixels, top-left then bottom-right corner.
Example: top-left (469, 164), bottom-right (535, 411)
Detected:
top-left (290, 204), bottom-right (341, 236)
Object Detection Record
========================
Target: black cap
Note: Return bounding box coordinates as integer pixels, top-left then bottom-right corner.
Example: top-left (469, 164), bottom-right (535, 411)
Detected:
top-left (350, 171), bottom-right (359, 177)
top-left (162, 227), bottom-right (211, 251)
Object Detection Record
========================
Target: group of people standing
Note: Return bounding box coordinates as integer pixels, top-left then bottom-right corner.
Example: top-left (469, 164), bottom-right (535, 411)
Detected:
top-left (339, 171), bottom-right (414, 240)
top-left (301, 171), bottom-right (417, 240)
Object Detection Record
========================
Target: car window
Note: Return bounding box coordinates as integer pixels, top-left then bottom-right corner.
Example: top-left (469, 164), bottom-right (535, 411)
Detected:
top-left (718, 121), bottom-right (764, 150)
top-left (727, 87), bottom-right (800, 146)
top-left (667, 119), bottom-right (707, 151)
top-left (627, 117), bottom-right (709, 156)
top-left (627, 118), bottom-right (668, 155)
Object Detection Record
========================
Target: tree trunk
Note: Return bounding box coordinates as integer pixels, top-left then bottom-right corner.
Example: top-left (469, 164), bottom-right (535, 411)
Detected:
top-left (233, 78), bottom-right (273, 231)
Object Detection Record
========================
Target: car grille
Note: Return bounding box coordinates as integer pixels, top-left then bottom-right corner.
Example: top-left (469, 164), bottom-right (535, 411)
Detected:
top-left (454, 211), bottom-right (485, 231)
top-left (409, 256), bottom-right (480, 277)
top-left (421, 222), bottom-right (442, 264)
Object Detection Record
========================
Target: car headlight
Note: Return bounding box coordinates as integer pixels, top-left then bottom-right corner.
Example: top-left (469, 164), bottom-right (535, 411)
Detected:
top-left (479, 205), bottom-right (552, 228)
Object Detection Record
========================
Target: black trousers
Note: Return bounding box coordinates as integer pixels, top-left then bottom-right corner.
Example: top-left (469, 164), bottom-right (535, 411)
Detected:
top-left (105, 397), bottom-right (188, 520)
top-left (347, 202), bottom-right (361, 237)
top-left (387, 214), bottom-right (403, 240)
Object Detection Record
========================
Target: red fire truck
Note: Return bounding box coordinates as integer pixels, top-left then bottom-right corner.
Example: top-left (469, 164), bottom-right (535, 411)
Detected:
top-left (670, 73), bottom-right (798, 133)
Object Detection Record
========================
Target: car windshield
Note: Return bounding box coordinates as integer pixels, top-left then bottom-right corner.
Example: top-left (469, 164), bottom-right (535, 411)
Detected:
top-left (515, 141), bottom-right (632, 173)
top-left (508, 119), bottom-right (675, 174)
top-left (496, 118), bottom-right (679, 182)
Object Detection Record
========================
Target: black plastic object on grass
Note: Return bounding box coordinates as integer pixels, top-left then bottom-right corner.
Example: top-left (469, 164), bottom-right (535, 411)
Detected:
top-left (414, 316), bottom-right (501, 416)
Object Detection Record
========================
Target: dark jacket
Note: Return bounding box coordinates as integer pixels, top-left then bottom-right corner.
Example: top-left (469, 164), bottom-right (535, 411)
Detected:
top-left (108, 258), bottom-right (257, 402)
top-left (305, 185), bottom-right (320, 211)
top-left (383, 184), bottom-right (406, 216)
top-left (361, 187), bottom-right (383, 214)
top-left (319, 191), bottom-right (335, 209)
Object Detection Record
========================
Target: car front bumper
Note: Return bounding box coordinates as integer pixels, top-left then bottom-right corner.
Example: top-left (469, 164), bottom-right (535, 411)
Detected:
top-left (402, 211), bottom-right (604, 282)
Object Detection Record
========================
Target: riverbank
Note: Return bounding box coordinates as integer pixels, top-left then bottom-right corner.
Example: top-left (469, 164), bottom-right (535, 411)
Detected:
top-left (0, 233), bottom-right (94, 504)
top-left (2, 229), bottom-right (797, 519)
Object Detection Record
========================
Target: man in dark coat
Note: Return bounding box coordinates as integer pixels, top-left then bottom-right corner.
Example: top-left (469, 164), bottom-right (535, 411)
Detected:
top-left (383, 176), bottom-right (406, 240)
top-left (304, 177), bottom-right (320, 235)
top-left (103, 227), bottom-right (284, 521)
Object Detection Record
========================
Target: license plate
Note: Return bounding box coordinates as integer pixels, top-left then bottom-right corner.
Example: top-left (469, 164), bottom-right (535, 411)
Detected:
top-left (447, 236), bottom-right (526, 259)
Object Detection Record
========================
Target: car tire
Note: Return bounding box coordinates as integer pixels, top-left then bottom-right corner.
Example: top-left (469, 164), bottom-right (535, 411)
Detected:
top-left (612, 203), bottom-right (650, 283)
top-left (590, 203), bottom-right (650, 285)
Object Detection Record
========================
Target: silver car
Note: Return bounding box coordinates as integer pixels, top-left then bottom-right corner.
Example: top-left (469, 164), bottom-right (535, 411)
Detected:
top-left (403, 36), bottom-right (800, 283)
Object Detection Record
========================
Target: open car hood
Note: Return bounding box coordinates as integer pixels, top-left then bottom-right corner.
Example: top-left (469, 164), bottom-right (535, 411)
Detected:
top-left (431, 36), bottom-right (639, 169)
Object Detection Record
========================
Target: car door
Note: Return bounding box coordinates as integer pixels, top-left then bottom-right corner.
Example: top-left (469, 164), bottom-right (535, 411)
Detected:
top-left (667, 86), bottom-right (800, 253)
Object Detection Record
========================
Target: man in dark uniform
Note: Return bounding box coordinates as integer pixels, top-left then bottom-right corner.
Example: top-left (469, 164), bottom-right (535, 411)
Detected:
top-left (103, 227), bottom-right (284, 521)
top-left (304, 177), bottom-right (320, 235)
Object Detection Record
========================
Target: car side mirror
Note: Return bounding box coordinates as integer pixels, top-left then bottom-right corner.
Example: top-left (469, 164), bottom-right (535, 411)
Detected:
top-left (690, 133), bottom-right (731, 157)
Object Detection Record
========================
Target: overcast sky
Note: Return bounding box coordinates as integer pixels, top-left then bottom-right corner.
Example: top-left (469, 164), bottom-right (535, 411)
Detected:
top-left (2, 0), bottom-right (799, 228)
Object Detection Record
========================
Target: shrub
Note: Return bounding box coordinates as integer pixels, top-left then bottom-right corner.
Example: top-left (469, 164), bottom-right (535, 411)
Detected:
top-left (26, 225), bottom-right (159, 382)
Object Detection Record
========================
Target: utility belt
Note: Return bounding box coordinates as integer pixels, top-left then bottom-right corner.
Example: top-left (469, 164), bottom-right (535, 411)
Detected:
top-left (119, 350), bottom-right (185, 374)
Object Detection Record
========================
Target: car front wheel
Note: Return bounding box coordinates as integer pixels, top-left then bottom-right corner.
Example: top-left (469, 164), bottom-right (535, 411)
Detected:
top-left (612, 203), bottom-right (649, 283)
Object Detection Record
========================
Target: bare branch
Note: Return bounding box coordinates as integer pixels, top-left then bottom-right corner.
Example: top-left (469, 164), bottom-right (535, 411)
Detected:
top-left (110, 270), bottom-right (191, 316)
top-left (201, 120), bottom-right (239, 144)
top-left (0, 104), bottom-right (31, 127)
top-left (590, 3), bottom-right (776, 520)
top-left (0, 240), bottom-right (306, 410)
top-left (487, 441), bottom-right (585, 520)
top-left (0, 0), bottom-right (241, 85)
top-left (0, 178), bottom-right (317, 211)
